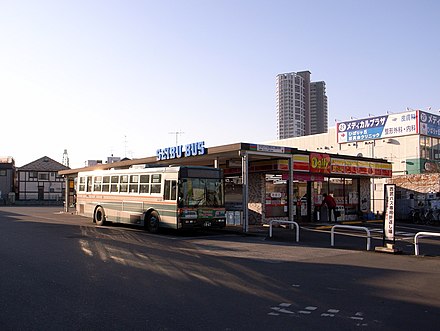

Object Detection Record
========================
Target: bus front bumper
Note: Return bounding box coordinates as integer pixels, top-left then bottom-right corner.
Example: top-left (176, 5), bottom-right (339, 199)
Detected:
top-left (179, 218), bottom-right (226, 229)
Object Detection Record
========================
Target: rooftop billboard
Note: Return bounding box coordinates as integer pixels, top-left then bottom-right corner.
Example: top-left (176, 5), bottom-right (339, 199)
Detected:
top-left (419, 110), bottom-right (440, 138)
top-left (337, 111), bottom-right (418, 143)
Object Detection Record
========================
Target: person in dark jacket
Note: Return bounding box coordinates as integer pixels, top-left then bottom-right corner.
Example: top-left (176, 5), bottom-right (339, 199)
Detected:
top-left (322, 193), bottom-right (337, 222)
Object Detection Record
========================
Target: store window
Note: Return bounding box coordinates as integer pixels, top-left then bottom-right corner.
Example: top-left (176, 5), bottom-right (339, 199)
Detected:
top-left (320, 177), bottom-right (360, 220)
top-left (420, 136), bottom-right (431, 160)
top-left (343, 178), bottom-right (360, 219)
top-left (433, 138), bottom-right (440, 160)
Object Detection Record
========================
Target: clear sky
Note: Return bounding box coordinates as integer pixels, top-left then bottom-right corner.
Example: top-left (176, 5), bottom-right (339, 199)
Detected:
top-left (1, 0), bottom-right (439, 168)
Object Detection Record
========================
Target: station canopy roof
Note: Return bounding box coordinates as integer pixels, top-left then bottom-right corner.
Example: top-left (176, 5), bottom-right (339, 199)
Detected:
top-left (59, 142), bottom-right (391, 178)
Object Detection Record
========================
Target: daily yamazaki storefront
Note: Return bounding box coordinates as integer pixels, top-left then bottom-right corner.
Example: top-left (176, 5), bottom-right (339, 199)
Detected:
top-left (260, 152), bottom-right (393, 223)
top-left (221, 149), bottom-right (392, 226)
top-left (60, 142), bottom-right (392, 231)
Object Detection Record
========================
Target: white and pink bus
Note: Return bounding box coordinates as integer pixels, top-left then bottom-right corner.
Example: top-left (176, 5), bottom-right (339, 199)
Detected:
top-left (76, 165), bottom-right (225, 232)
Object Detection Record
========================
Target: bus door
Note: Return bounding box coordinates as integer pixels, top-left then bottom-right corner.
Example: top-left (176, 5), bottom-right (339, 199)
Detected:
top-left (164, 180), bottom-right (177, 201)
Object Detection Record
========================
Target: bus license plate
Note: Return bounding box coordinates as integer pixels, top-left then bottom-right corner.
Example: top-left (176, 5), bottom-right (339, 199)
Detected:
top-left (204, 221), bottom-right (211, 227)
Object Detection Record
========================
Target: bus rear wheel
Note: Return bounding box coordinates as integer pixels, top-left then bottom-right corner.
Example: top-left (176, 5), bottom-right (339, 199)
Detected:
top-left (147, 211), bottom-right (160, 233)
top-left (95, 206), bottom-right (106, 226)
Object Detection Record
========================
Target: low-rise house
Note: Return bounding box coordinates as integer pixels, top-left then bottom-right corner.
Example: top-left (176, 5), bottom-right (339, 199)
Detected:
top-left (17, 156), bottom-right (70, 203)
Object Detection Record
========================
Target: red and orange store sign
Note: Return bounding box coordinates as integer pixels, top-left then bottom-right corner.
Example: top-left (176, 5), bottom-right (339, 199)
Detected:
top-left (331, 158), bottom-right (392, 177)
top-left (293, 154), bottom-right (392, 178)
top-left (310, 153), bottom-right (331, 174)
top-left (223, 153), bottom-right (392, 178)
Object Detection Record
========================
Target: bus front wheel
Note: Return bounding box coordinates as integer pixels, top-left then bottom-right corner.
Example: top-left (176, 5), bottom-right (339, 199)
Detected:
top-left (147, 211), bottom-right (160, 233)
top-left (95, 206), bottom-right (106, 226)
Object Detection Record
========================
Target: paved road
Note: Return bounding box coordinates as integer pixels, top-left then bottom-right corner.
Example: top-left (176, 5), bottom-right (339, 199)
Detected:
top-left (1, 206), bottom-right (440, 330)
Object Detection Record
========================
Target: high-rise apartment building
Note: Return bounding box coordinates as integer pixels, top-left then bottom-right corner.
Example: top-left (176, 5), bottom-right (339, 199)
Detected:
top-left (276, 71), bottom-right (327, 139)
top-left (310, 81), bottom-right (328, 135)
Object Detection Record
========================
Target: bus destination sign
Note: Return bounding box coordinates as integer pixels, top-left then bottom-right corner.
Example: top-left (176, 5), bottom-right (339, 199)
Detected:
top-left (157, 141), bottom-right (206, 161)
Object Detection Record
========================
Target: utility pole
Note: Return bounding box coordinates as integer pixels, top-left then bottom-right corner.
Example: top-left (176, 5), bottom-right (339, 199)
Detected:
top-left (168, 130), bottom-right (185, 145)
top-left (124, 135), bottom-right (128, 158)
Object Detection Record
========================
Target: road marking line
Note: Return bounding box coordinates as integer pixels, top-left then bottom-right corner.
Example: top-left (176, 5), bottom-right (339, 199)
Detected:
top-left (327, 287), bottom-right (346, 291)
top-left (370, 228), bottom-right (415, 237)
top-left (279, 309), bottom-right (295, 314)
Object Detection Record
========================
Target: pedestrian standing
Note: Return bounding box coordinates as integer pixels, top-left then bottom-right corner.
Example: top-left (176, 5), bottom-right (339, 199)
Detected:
top-left (322, 193), bottom-right (337, 223)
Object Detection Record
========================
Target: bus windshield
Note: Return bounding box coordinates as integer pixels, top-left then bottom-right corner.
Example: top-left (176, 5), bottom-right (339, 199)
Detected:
top-left (179, 178), bottom-right (224, 208)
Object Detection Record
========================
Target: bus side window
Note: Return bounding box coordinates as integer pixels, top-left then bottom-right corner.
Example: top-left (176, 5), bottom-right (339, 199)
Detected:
top-left (102, 176), bottom-right (110, 192)
top-left (79, 177), bottom-right (86, 192)
top-left (140, 175), bottom-right (150, 194)
top-left (129, 175), bottom-right (139, 193)
top-left (94, 176), bottom-right (102, 192)
top-left (151, 174), bottom-right (161, 194)
top-left (86, 176), bottom-right (93, 192)
top-left (120, 175), bottom-right (128, 193)
top-left (110, 175), bottom-right (119, 193)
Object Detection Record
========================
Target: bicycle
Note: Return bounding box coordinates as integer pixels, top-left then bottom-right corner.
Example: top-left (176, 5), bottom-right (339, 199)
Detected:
top-left (419, 208), bottom-right (435, 225)
top-left (408, 207), bottom-right (421, 224)
top-left (429, 208), bottom-right (440, 226)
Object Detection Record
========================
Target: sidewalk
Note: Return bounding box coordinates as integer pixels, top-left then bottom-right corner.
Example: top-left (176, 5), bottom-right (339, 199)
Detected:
top-left (222, 219), bottom-right (384, 237)
top-left (215, 220), bottom-right (389, 251)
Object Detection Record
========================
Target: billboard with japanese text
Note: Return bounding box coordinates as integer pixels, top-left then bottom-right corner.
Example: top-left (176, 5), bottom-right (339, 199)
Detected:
top-left (337, 111), bottom-right (418, 143)
top-left (419, 110), bottom-right (440, 137)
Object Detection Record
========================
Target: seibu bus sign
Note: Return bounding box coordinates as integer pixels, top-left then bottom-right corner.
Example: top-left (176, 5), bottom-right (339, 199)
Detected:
top-left (157, 141), bottom-right (206, 161)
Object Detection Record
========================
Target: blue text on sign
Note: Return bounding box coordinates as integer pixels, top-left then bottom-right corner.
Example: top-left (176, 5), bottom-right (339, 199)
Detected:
top-left (156, 141), bottom-right (206, 161)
